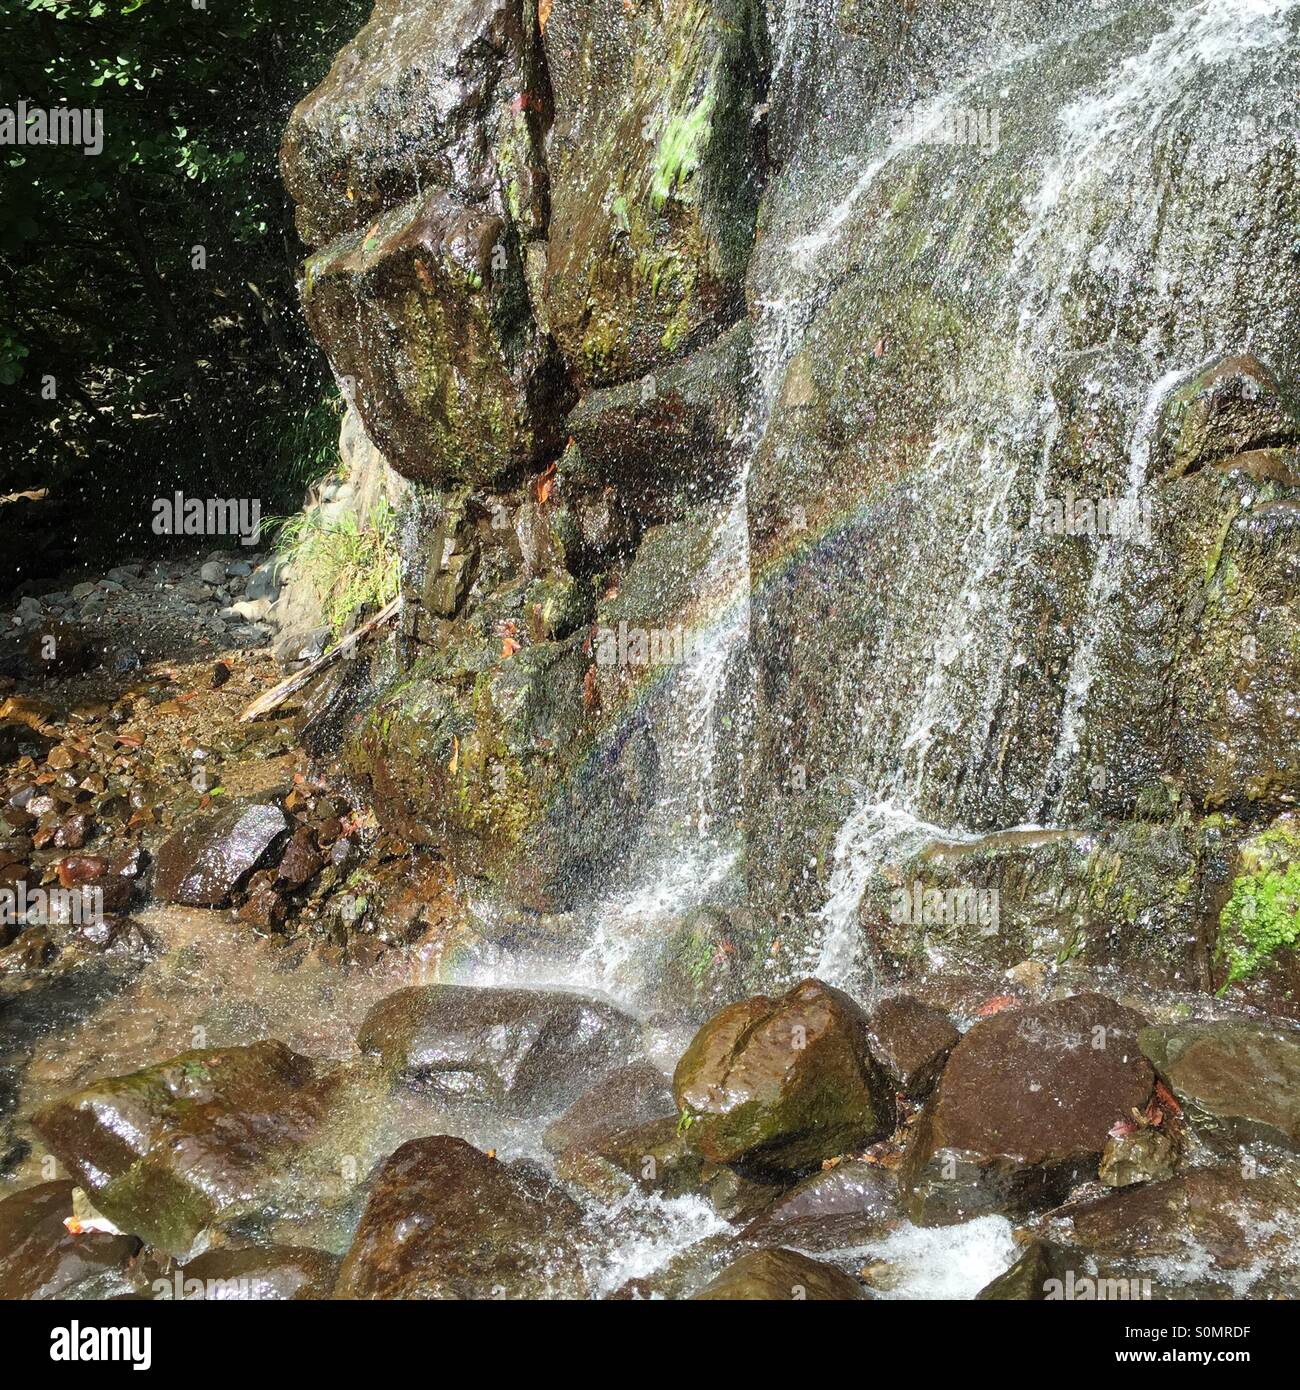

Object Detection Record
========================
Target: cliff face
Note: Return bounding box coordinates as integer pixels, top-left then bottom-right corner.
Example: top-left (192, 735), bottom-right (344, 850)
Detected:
top-left (283, 0), bottom-right (1300, 1012)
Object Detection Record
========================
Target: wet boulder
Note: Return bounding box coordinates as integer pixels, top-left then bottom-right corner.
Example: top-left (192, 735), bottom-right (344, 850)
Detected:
top-left (357, 984), bottom-right (641, 1112)
top-left (542, 0), bottom-right (765, 388)
top-left (739, 1159), bottom-right (904, 1252)
top-left (32, 1041), bottom-right (329, 1257)
top-left (302, 187), bottom-right (567, 487)
top-left (975, 1241), bottom-right (1070, 1301)
top-left (542, 1060), bottom-right (676, 1155)
top-left (673, 979), bottom-right (893, 1174)
top-left (692, 1247), bottom-right (866, 1301)
top-left (0, 1181), bottom-right (138, 1299)
top-left (154, 801), bottom-right (289, 908)
top-left (865, 994), bottom-right (960, 1100)
top-left (1039, 1167), bottom-right (1300, 1299)
top-left (901, 994), bottom-right (1154, 1225)
top-left (1139, 1020), bottom-right (1300, 1152)
top-left (168, 1245), bottom-right (341, 1301)
top-left (281, 0), bottom-right (547, 248)
top-left (335, 1136), bottom-right (588, 1299)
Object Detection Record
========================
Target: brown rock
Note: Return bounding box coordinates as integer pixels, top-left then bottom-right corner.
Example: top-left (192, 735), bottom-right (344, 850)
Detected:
top-left (900, 993), bottom-right (1154, 1225)
top-left (542, 1061), bottom-right (675, 1155)
top-left (335, 1137), bottom-right (588, 1299)
top-left (0, 1181), bottom-right (138, 1299)
top-left (357, 984), bottom-right (641, 1113)
top-left (673, 978), bottom-right (892, 1174)
top-left (866, 993), bottom-right (960, 1098)
top-left (172, 1244), bottom-right (341, 1300)
top-left (154, 801), bottom-right (289, 907)
top-left (692, 1247), bottom-right (866, 1301)
top-left (32, 1041), bottom-right (328, 1256)
top-left (740, 1159), bottom-right (904, 1252)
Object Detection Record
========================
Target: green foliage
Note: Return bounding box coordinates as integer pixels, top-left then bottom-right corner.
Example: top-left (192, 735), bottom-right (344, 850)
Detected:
top-left (0, 0), bottom-right (366, 568)
top-left (1217, 827), bottom-right (1300, 991)
top-left (270, 496), bottom-right (400, 638)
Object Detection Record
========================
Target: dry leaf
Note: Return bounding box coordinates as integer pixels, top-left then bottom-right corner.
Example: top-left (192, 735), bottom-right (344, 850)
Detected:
top-left (538, 0), bottom-right (552, 32)
top-left (501, 636), bottom-right (522, 659)
top-left (447, 734), bottom-right (460, 776)
top-left (535, 461), bottom-right (557, 505)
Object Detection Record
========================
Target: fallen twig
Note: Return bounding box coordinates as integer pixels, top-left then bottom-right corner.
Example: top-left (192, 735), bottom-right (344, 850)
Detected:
top-left (238, 594), bottom-right (401, 723)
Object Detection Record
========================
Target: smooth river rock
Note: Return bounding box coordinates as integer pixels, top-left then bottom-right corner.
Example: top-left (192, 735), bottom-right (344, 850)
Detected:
top-left (154, 801), bottom-right (289, 907)
top-left (357, 983), bottom-right (642, 1113)
top-left (692, 1247), bottom-right (867, 1301)
top-left (673, 978), bottom-right (893, 1174)
top-left (901, 993), bottom-right (1154, 1225)
top-left (335, 1136), bottom-right (588, 1299)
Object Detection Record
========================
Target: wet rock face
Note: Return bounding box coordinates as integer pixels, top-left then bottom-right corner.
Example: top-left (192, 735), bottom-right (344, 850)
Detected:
top-left (901, 994), bottom-right (1154, 1226)
top-left (860, 822), bottom-right (1225, 987)
top-left (0, 1180), bottom-right (138, 1299)
top-left (32, 1041), bottom-right (327, 1257)
top-left (281, 0), bottom-right (545, 250)
top-left (692, 1246), bottom-right (866, 1301)
top-left (154, 801), bottom-right (289, 908)
top-left (673, 979), bottom-right (892, 1174)
top-left (1139, 1021), bottom-right (1300, 1152)
top-left (541, 0), bottom-right (765, 389)
top-left (357, 984), bottom-right (641, 1112)
top-left (284, 0), bottom-right (564, 487)
top-left (303, 187), bottom-right (568, 487)
top-left (335, 1136), bottom-right (589, 1299)
top-left (974, 1241), bottom-right (1068, 1301)
top-left (740, 0), bottom-right (1300, 945)
top-left (739, 1158), bottom-right (903, 1252)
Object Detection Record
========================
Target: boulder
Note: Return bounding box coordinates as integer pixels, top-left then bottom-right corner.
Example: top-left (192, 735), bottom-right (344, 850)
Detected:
top-left (692, 1247), bottom-right (866, 1301)
top-left (153, 801), bottom-right (289, 907)
top-left (32, 1041), bottom-right (329, 1257)
top-left (303, 187), bottom-right (567, 487)
top-left (975, 1241), bottom-right (1069, 1301)
top-left (0, 1181), bottom-right (137, 1299)
top-left (281, 0), bottom-right (546, 249)
top-left (900, 994), bottom-right (1154, 1225)
top-left (739, 1159), bottom-right (904, 1252)
top-left (169, 1245), bottom-right (341, 1301)
top-left (356, 984), bottom-right (641, 1112)
top-left (1139, 1020), bottom-right (1300, 1152)
top-left (542, 1061), bottom-right (675, 1155)
top-left (1039, 1167), bottom-right (1300, 1299)
top-left (673, 979), bottom-right (892, 1174)
top-left (865, 994), bottom-right (960, 1099)
top-left (335, 1136), bottom-right (588, 1299)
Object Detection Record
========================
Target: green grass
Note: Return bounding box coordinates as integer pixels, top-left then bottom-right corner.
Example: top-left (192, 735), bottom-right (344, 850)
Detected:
top-left (268, 495), bottom-right (400, 638)
top-left (1216, 827), bottom-right (1300, 992)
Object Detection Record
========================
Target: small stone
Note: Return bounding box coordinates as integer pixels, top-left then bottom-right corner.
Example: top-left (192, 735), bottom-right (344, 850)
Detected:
top-left (1099, 1126), bottom-right (1177, 1187)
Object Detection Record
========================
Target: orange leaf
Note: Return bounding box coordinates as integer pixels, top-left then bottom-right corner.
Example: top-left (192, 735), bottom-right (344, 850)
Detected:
top-left (538, 0), bottom-right (552, 32)
top-left (447, 734), bottom-right (460, 776)
top-left (535, 461), bottom-right (557, 506)
top-left (501, 636), bottom-right (522, 659)
top-left (974, 994), bottom-right (1017, 1018)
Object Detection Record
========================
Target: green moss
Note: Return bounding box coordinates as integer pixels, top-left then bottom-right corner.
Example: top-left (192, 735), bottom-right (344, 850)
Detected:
top-left (1217, 826), bottom-right (1300, 990)
top-left (650, 74), bottom-right (717, 210)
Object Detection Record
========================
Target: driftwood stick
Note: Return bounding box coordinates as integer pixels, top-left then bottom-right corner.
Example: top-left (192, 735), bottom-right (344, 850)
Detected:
top-left (237, 594), bottom-right (401, 723)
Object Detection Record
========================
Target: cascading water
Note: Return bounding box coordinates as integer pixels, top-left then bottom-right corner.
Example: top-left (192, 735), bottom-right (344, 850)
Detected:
top-left (742, 0), bottom-right (1300, 988)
